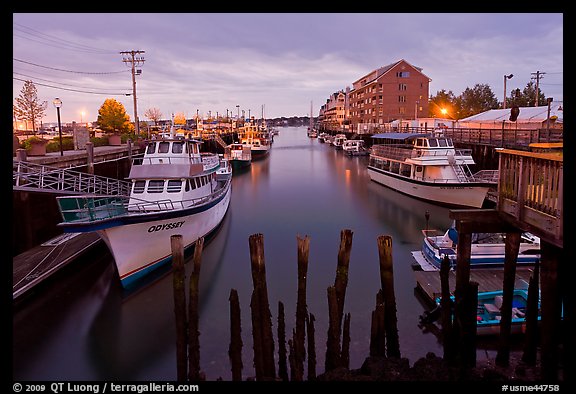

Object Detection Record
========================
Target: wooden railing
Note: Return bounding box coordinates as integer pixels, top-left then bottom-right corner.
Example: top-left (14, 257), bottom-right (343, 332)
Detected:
top-left (444, 127), bottom-right (563, 148)
top-left (497, 149), bottom-right (563, 248)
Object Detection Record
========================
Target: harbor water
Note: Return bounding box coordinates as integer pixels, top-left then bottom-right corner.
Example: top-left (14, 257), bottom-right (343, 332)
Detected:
top-left (13, 126), bottom-right (458, 381)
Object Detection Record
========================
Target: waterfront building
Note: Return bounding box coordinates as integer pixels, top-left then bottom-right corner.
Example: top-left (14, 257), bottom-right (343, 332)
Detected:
top-left (318, 90), bottom-right (347, 131)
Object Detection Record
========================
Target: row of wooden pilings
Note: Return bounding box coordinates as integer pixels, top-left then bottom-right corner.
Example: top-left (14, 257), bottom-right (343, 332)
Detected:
top-left (170, 228), bottom-right (566, 382)
top-left (169, 229), bottom-right (400, 381)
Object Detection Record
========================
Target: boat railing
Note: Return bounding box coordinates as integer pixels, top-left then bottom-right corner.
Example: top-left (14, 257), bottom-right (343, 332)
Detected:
top-left (134, 155), bottom-right (203, 166)
top-left (470, 169), bottom-right (499, 183)
top-left (57, 176), bottom-right (231, 224)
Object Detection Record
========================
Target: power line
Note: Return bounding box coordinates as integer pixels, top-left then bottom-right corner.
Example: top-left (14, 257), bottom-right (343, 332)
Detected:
top-left (13, 58), bottom-right (130, 75)
top-left (13, 77), bottom-right (132, 96)
top-left (13, 72), bottom-right (132, 93)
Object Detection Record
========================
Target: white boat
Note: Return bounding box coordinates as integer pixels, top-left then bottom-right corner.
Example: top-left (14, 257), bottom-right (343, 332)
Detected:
top-left (56, 123), bottom-right (232, 288)
top-left (224, 142), bottom-right (252, 171)
top-left (411, 226), bottom-right (541, 271)
top-left (239, 118), bottom-right (271, 160)
top-left (333, 134), bottom-right (347, 150)
top-left (318, 132), bottom-right (329, 143)
top-left (342, 139), bottom-right (369, 156)
top-left (367, 132), bottom-right (498, 208)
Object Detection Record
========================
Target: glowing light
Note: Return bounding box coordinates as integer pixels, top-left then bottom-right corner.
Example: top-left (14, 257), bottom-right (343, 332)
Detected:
top-left (440, 108), bottom-right (448, 116)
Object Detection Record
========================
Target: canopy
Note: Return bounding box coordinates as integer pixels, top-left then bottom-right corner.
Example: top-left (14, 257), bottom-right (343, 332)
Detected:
top-left (371, 132), bottom-right (429, 140)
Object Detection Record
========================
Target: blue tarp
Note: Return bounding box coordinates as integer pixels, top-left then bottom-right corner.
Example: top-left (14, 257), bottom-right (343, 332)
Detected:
top-left (371, 132), bottom-right (429, 140)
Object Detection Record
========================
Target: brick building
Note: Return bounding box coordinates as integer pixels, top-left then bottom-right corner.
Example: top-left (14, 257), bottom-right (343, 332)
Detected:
top-left (319, 59), bottom-right (431, 133)
top-left (318, 90), bottom-right (347, 131)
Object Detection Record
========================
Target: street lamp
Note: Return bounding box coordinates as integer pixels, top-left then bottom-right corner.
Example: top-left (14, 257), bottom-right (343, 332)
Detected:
top-left (503, 74), bottom-right (513, 109)
top-left (236, 105), bottom-right (240, 119)
top-left (53, 98), bottom-right (64, 156)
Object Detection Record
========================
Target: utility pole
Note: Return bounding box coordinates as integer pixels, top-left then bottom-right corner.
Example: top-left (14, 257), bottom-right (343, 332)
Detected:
top-left (121, 50), bottom-right (145, 136)
top-left (531, 70), bottom-right (545, 107)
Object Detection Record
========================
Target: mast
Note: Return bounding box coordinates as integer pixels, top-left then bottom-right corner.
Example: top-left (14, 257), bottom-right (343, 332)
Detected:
top-left (309, 101), bottom-right (313, 130)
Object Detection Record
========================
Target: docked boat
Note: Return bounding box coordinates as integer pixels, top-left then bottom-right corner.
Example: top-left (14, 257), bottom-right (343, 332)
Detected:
top-left (224, 142), bottom-right (252, 171)
top-left (367, 132), bottom-right (498, 208)
top-left (333, 134), bottom-right (347, 150)
top-left (318, 132), bottom-right (329, 143)
top-left (56, 124), bottom-right (232, 288)
top-left (411, 226), bottom-right (541, 271)
top-left (423, 288), bottom-right (538, 336)
top-left (239, 118), bottom-right (271, 160)
top-left (342, 139), bottom-right (369, 156)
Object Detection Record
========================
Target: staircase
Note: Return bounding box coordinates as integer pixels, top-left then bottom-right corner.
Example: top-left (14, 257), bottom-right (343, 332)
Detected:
top-left (214, 134), bottom-right (228, 149)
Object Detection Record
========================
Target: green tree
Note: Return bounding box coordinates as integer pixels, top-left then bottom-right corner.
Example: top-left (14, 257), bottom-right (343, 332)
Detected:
top-left (97, 98), bottom-right (134, 133)
top-left (458, 83), bottom-right (499, 119)
top-left (508, 81), bottom-right (547, 107)
top-left (13, 80), bottom-right (47, 134)
top-left (428, 89), bottom-right (458, 118)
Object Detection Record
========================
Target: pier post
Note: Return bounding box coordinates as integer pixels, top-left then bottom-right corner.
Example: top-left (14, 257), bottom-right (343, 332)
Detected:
top-left (334, 229), bottom-right (353, 324)
top-left (294, 235), bottom-right (310, 381)
top-left (306, 313), bottom-right (317, 381)
top-left (248, 233), bottom-right (276, 380)
top-left (86, 142), bottom-right (94, 175)
top-left (341, 313), bottom-right (351, 369)
top-left (496, 232), bottom-right (521, 367)
top-left (440, 255), bottom-right (455, 363)
top-left (453, 227), bottom-right (472, 356)
top-left (522, 260), bottom-right (540, 365)
top-left (461, 281), bottom-right (478, 368)
top-left (370, 290), bottom-right (386, 357)
top-left (277, 301), bottom-right (289, 381)
top-left (171, 234), bottom-right (187, 381)
top-left (325, 286), bottom-right (342, 371)
top-left (228, 289), bottom-right (243, 381)
top-left (377, 235), bottom-right (400, 358)
top-left (188, 237), bottom-right (204, 381)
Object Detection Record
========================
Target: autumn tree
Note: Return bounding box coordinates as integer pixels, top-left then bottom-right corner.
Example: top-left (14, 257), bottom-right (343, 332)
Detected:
top-left (13, 80), bottom-right (47, 134)
top-left (97, 98), bottom-right (134, 134)
top-left (173, 112), bottom-right (187, 125)
top-left (144, 107), bottom-right (163, 125)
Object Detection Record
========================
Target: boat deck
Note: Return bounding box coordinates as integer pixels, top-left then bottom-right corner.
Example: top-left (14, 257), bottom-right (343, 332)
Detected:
top-left (413, 266), bottom-right (535, 308)
top-left (13, 232), bottom-right (103, 301)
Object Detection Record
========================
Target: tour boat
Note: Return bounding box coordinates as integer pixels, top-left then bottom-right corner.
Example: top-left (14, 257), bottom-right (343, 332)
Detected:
top-left (224, 142), bottom-right (252, 171)
top-left (342, 139), bottom-right (369, 156)
top-left (367, 132), bottom-right (498, 208)
top-left (332, 134), bottom-right (347, 150)
top-left (411, 226), bottom-right (541, 271)
top-left (56, 124), bottom-right (232, 288)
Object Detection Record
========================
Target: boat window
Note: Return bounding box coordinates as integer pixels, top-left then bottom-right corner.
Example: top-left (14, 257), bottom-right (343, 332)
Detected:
top-left (428, 139), bottom-right (438, 147)
top-left (438, 138), bottom-right (448, 147)
top-left (415, 139), bottom-right (424, 147)
top-left (146, 143), bottom-right (156, 154)
top-left (447, 138), bottom-right (453, 146)
top-left (185, 180), bottom-right (190, 192)
top-left (147, 180), bottom-right (165, 193)
top-left (133, 180), bottom-right (146, 194)
top-left (167, 180), bottom-right (182, 193)
top-left (158, 142), bottom-right (170, 154)
top-left (416, 166), bottom-right (423, 173)
top-left (194, 178), bottom-right (201, 189)
top-left (172, 141), bottom-right (184, 154)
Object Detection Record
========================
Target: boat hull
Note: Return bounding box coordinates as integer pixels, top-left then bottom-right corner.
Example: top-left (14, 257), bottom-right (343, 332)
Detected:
top-left (230, 158), bottom-right (251, 171)
top-left (251, 147), bottom-right (271, 160)
top-left (96, 183), bottom-right (231, 288)
top-left (367, 166), bottom-right (489, 208)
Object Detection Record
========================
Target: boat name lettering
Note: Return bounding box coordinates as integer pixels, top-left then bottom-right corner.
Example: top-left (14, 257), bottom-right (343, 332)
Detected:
top-left (147, 221), bottom-right (185, 233)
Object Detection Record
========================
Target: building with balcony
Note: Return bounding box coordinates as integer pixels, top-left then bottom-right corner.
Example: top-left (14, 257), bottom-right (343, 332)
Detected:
top-left (318, 90), bottom-right (347, 131)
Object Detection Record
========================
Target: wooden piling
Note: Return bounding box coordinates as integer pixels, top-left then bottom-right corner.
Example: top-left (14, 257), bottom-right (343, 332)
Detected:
top-left (453, 229), bottom-right (472, 354)
top-left (377, 235), bottom-right (400, 358)
top-left (250, 290), bottom-right (264, 380)
top-left (496, 232), bottom-right (521, 367)
top-left (341, 313), bottom-right (351, 369)
top-left (188, 237), bottom-right (204, 381)
top-left (277, 301), bottom-right (289, 381)
top-left (325, 285), bottom-right (341, 371)
top-left (171, 234), bottom-right (187, 381)
top-left (440, 255), bottom-right (455, 363)
top-left (294, 235), bottom-right (310, 381)
top-left (306, 313), bottom-right (317, 381)
top-left (461, 281), bottom-right (478, 368)
top-left (522, 259), bottom-right (540, 365)
top-left (369, 290), bottom-right (386, 357)
top-left (248, 233), bottom-right (276, 380)
top-left (228, 289), bottom-right (243, 381)
top-left (334, 229), bottom-right (353, 324)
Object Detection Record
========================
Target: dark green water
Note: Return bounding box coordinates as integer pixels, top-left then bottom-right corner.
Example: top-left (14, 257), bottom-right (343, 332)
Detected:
top-left (13, 126), bottom-right (457, 381)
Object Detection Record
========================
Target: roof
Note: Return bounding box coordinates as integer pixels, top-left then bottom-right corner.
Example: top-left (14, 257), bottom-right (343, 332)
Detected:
top-left (372, 132), bottom-right (430, 140)
top-left (458, 102), bottom-right (563, 124)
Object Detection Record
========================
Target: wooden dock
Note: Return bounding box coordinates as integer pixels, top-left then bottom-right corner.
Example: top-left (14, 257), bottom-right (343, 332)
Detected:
top-left (414, 267), bottom-right (535, 307)
top-left (13, 232), bottom-right (103, 301)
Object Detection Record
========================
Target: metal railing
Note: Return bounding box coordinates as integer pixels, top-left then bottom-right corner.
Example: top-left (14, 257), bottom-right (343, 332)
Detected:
top-left (13, 161), bottom-right (131, 196)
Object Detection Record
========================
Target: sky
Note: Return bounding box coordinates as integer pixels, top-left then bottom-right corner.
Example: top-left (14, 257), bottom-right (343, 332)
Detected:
top-left (12, 13), bottom-right (564, 124)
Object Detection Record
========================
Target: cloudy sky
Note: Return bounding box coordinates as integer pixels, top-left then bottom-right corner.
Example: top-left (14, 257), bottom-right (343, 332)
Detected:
top-left (13, 13), bottom-right (563, 124)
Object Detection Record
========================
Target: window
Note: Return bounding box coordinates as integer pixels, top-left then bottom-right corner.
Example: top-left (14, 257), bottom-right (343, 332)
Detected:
top-left (146, 143), bottom-right (156, 154)
top-left (133, 180), bottom-right (146, 194)
top-left (172, 141), bottom-right (184, 154)
top-left (147, 180), bottom-right (164, 193)
top-left (398, 95), bottom-right (406, 103)
top-left (399, 83), bottom-right (407, 91)
top-left (438, 138), bottom-right (448, 147)
top-left (167, 180), bottom-right (182, 193)
top-left (396, 71), bottom-right (410, 78)
top-left (428, 139), bottom-right (438, 147)
top-left (158, 142), bottom-right (170, 153)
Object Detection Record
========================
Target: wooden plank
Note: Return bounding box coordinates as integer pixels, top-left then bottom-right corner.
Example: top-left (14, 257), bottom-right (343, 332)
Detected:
top-left (414, 267), bottom-right (534, 306)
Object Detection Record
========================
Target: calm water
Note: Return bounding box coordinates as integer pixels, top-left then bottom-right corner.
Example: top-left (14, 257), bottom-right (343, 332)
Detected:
top-left (13, 126), bottom-right (457, 381)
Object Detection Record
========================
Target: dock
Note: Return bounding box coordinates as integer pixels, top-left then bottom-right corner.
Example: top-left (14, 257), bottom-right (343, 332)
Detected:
top-left (13, 232), bottom-right (103, 301)
top-left (413, 267), bottom-right (535, 308)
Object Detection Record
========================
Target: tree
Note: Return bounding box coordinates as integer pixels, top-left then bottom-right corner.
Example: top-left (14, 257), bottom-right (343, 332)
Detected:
top-left (97, 98), bottom-right (134, 134)
top-left (173, 112), bottom-right (187, 125)
top-left (428, 89), bottom-right (458, 118)
top-left (13, 80), bottom-right (47, 134)
top-left (144, 107), bottom-right (163, 125)
top-left (507, 81), bottom-right (547, 108)
top-left (458, 83), bottom-right (499, 119)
